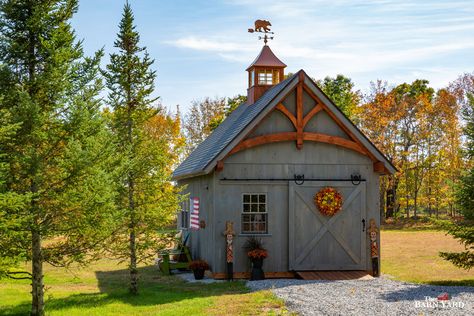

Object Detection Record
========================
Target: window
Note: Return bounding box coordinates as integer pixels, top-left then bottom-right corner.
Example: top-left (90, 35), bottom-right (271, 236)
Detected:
top-left (250, 70), bottom-right (255, 87)
top-left (257, 69), bottom-right (280, 85)
top-left (258, 71), bottom-right (273, 85)
top-left (241, 193), bottom-right (267, 234)
top-left (180, 199), bottom-right (189, 229)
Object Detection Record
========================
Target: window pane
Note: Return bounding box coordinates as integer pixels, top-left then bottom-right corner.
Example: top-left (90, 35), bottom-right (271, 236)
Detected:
top-left (243, 203), bottom-right (250, 212)
top-left (251, 195), bottom-right (258, 203)
top-left (251, 204), bottom-right (258, 212)
top-left (243, 194), bottom-right (250, 203)
top-left (259, 204), bottom-right (266, 212)
top-left (258, 195), bottom-right (266, 203)
top-left (267, 73), bottom-right (273, 83)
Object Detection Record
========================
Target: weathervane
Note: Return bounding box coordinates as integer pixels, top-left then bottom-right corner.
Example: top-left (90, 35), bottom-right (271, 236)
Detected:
top-left (248, 19), bottom-right (274, 45)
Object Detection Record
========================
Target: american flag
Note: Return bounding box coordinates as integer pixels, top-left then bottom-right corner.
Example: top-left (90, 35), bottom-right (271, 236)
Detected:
top-left (190, 197), bottom-right (200, 230)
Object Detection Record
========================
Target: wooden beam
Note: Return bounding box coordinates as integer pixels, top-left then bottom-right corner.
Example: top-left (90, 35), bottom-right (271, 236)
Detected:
top-left (275, 103), bottom-right (297, 129)
top-left (296, 76), bottom-right (304, 149)
top-left (302, 104), bottom-right (322, 128)
top-left (212, 271), bottom-right (296, 280)
top-left (373, 161), bottom-right (388, 174)
top-left (302, 84), bottom-right (376, 161)
top-left (215, 160), bottom-right (224, 172)
top-left (228, 132), bottom-right (296, 155)
top-left (228, 132), bottom-right (368, 157)
top-left (303, 133), bottom-right (368, 156)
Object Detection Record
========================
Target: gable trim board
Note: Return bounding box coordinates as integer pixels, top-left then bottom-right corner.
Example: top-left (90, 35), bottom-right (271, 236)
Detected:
top-left (173, 70), bottom-right (396, 181)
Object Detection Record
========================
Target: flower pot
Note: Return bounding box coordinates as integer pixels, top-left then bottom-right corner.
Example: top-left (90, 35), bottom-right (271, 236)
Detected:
top-left (250, 258), bottom-right (265, 280)
top-left (193, 268), bottom-right (205, 280)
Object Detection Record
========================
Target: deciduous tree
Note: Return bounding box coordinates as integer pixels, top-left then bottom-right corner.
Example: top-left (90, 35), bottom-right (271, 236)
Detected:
top-left (317, 75), bottom-right (360, 120)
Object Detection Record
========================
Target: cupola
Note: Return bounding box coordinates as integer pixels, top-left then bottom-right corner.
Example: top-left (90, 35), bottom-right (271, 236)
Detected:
top-left (246, 45), bottom-right (286, 104)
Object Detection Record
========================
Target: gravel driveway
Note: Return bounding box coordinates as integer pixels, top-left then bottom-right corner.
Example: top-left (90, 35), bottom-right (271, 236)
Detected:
top-left (247, 276), bottom-right (473, 315)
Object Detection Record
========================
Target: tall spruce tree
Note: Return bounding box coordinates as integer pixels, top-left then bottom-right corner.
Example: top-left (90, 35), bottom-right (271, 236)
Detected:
top-left (440, 93), bottom-right (474, 269)
top-left (0, 1), bottom-right (117, 315)
top-left (104, 2), bottom-right (179, 294)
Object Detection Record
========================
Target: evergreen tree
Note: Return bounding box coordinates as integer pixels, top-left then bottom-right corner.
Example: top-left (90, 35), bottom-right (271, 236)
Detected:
top-left (104, 2), bottom-right (180, 294)
top-left (440, 93), bottom-right (474, 269)
top-left (0, 1), bottom-right (117, 314)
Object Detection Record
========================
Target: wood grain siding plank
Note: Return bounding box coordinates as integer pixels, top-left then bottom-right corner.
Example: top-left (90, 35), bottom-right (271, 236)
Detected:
top-left (275, 103), bottom-right (297, 129)
top-left (302, 104), bottom-right (322, 128)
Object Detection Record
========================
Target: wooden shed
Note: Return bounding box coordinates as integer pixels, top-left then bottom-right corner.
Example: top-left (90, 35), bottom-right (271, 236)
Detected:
top-left (173, 44), bottom-right (395, 279)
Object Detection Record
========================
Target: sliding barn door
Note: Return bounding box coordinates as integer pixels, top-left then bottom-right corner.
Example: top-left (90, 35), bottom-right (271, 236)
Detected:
top-left (289, 181), bottom-right (366, 270)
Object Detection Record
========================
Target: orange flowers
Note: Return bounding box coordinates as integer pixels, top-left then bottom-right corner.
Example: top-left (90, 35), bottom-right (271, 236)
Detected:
top-left (247, 249), bottom-right (268, 259)
top-left (314, 187), bottom-right (343, 216)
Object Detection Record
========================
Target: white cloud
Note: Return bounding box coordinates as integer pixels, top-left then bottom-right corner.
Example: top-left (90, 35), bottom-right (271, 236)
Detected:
top-left (168, 36), bottom-right (254, 53)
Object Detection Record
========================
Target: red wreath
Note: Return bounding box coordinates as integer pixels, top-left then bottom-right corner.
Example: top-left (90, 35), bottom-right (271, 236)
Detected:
top-left (314, 187), bottom-right (343, 216)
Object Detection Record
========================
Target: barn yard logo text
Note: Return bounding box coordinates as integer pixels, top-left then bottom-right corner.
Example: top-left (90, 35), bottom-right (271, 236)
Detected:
top-left (414, 296), bottom-right (465, 310)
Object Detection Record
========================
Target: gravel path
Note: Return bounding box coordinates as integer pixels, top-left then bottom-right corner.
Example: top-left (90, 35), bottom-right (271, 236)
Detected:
top-left (247, 276), bottom-right (474, 315)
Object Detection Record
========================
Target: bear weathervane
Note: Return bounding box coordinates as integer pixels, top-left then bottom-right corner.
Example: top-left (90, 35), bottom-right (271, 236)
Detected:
top-left (248, 19), bottom-right (274, 45)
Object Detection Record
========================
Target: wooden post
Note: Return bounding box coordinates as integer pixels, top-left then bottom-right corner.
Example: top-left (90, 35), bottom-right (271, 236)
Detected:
top-left (368, 218), bottom-right (379, 277)
top-left (296, 72), bottom-right (304, 149)
top-left (223, 221), bottom-right (235, 281)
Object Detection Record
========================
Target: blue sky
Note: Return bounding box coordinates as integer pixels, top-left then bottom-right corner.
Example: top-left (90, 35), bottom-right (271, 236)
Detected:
top-left (72, 0), bottom-right (474, 113)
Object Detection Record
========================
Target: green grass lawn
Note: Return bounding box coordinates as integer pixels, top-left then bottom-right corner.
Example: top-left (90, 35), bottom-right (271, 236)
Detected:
top-left (381, 230), bottom-right (474, 286)
top-left (0, 260), bottom-right (288, 316)
top-left (2, 228), bottom-right (473, 315)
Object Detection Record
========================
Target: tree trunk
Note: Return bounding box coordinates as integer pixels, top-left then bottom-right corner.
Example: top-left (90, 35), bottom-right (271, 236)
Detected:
top-left (31, 229), bottom-right (44, 316)
top-left (127, 97), bottom-right (138, 294)
top-left (128, 173), bottom-right (138, 295)
top-left (385, 176), bottom-right (397, 218)
top-left (413, 193), bottom-right (417, 218)
top-left (129, 228), bottom-right (138, 295)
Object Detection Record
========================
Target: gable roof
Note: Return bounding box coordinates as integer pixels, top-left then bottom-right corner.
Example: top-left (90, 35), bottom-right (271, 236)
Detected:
top-left (173, 70), bottom-right (396, 180)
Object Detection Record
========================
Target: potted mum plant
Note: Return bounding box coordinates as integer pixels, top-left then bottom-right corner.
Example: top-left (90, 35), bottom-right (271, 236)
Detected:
top-left (243, 237), bottom-right (268, 280)
top-left (188, 259), bottom-right (209, 280)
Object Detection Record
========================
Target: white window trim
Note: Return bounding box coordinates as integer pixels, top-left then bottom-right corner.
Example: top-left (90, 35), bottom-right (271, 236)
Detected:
top-left (179, 199), bottom-right (190, 229)
top-left (241, 193), bottom-right (268, 235)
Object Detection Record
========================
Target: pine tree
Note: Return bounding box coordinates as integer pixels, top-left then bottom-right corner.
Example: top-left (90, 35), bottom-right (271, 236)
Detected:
top-left (104, 2), bottom-right (180, 294)
top-left (0, 1), bottom-right (117, 314)
top-left (440, 93), bottom-right (474, 269)
top-left (0, 108), bottom-right (28, 279)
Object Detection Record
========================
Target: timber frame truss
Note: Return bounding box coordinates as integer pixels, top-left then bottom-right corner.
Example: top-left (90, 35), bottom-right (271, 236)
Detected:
top-left (223, 72), bottom-right (389, 174)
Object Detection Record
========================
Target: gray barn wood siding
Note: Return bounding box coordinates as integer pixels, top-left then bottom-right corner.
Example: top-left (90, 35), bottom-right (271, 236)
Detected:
top-left (175, 72), bottom-right (389, 275)
top-left (208, 140), bottom-right (380, 274)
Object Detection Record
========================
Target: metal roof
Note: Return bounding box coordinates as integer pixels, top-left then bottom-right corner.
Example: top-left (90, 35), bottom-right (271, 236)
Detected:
top-left (246, 45), bottom-right (287, 71)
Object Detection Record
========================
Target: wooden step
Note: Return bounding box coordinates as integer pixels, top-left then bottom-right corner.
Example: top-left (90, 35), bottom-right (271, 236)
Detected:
top-left (296, 270), bottom-right (373, 280)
